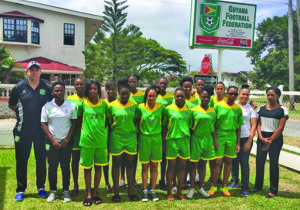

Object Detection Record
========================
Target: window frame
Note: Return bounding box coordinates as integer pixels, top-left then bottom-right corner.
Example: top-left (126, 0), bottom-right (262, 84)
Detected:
top-left (31, 21), bottom-right (40, 44)
top-left (3, 18), bottom-right (27, 43)
top-left (64, 23), bottom-right (75, 46)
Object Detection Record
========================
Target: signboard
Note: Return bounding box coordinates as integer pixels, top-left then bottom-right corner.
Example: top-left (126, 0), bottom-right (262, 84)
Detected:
top-left (189, 0), bottom-right (256, 50)
top-left (201, 56), bottom-right (211, 75)
top-left (194, 75), bottom-right (218, 85)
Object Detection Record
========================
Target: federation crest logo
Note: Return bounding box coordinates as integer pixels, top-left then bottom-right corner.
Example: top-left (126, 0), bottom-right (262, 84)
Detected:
top-left (199, 3), bottom-right (221, 34)
top-left (40, 89), bottom-right (46, 95)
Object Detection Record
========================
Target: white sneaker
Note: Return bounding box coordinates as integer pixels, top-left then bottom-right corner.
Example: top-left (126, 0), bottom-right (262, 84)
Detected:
top-left (63, 190), bottom-right (72, 203)
top-left (172, 186), bottom-right (177, 193)
top-left (195, 174), bottom-right (200, 182)
top-left (187, 173), bottom-right (190, 182)
top-left (186, 188), bottom-right (195, 199)
top-left (198, 187), bottom-right (210, 198)
top-left (47, 190), bottom-right (57, 203)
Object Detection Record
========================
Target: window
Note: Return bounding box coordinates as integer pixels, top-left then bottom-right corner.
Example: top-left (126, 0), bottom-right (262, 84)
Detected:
top-left (31, 21), bottom-right (40, 44)
top-left (64, 23), bottom-right (75, 45)
top-left (3, 18), bottom-right (27, 42)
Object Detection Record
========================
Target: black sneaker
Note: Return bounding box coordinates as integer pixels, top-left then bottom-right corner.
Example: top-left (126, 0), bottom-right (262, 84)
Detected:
top-left (217, 178), bottom-right (223, 185)
top-left (159, 180), bottom-right (166, 191)
top-left (207, 177), bottom-right (213, 183)
top-left (182, 184), bottom-right (190, 190)
top-left (142, 192), bottom-right (148, 202)
top-left (151, 191), bottom-right (159, 202)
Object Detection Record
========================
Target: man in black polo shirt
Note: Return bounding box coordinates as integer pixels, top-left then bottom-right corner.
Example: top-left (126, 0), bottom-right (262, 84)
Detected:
top-left (8, 61), bottom-right (52, 201)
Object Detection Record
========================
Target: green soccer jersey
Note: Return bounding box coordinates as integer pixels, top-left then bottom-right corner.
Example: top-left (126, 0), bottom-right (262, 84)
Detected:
top-left (129, 89), bottom-right (145, 104)
top-left (108, 99), bottom-right (138, 138)
top-left (78, 99), bottom-right (108, 148)
top-left (214, 101), bottom-right (243, 132)
top-left (156, 92), bottom-right (174, 106)
top-left (186, 94), bottom-right (199, 108)
top-left (209, 95), bottom-right (227, 108)
top-left (67, 94), bottom-right (85, 147)
top-left (191, 105), bottom-right (216, 136)
top-left (164, 103), bottom-right (192, 140)
top-left (138, 102), bottom-right (165, 135)
top-left (195, 92), bottom-right (214, 108)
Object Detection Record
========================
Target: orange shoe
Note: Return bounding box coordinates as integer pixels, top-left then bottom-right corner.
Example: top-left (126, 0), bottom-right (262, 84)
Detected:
top-left (208, 186), bottom-right (217, 196)
top-left (167, 194), bottom-right (174, 201)
top-left (175, 193), bottom-right (186, 201)
top-left (220, 187), bottom-right (231, 197)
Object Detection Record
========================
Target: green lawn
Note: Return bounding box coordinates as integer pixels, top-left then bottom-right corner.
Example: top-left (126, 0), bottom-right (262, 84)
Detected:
top-left (0, 148), bottom-right (299, 209)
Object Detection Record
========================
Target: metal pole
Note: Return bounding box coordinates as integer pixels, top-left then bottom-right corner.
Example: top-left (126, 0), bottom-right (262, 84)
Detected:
top-left (297, 0), bottom-right (300, 54)
top-left (288, 0), bottom-right (294, 110)
top-left (217, 49), bottom-right (223, 83)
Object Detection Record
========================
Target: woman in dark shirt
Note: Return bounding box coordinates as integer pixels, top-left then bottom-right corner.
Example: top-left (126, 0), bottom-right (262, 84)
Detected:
top-left (252, 87), bottom-right (288, 198)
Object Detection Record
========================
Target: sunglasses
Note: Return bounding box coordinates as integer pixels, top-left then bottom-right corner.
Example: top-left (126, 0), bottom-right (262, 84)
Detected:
top-left (228, 92), bottom-right (238, 96)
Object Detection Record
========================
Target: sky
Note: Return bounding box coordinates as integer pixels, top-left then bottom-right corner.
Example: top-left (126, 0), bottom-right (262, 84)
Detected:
top-left (28, 0), bottom-right (291, 73)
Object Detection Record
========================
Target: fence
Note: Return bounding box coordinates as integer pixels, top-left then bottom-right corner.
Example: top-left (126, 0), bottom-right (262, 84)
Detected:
top-left (0, 84), bottom-right (299, 148)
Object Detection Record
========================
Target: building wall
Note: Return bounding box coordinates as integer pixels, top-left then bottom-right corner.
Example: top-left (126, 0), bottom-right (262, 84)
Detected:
top-left (0, 1), bottom-right (86, 69)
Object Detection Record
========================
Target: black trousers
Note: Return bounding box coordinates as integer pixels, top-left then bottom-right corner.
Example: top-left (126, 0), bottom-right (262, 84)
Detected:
top-left (46, 140), bottom-right (72, 191)
top-left (255, 132), bottom-right (283, 194)
top-left (14, 130), bottom-right (46, 193)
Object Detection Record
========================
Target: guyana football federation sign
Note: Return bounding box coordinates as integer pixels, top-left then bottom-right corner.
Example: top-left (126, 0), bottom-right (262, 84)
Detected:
top-left (189, 0), bottom-right (256, 50)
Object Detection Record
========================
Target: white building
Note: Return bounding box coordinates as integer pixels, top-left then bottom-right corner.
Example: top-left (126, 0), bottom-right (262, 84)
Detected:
top-left (0, 0), bottom-right (103, 84)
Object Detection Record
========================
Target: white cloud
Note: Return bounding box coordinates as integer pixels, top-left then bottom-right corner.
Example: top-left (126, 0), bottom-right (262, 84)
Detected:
top-left (27, 0), bottom-right (288, 73)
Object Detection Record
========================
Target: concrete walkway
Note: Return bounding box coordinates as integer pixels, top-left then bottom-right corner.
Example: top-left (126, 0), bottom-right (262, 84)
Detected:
top-left (1, 119), bottom-right (300, 172)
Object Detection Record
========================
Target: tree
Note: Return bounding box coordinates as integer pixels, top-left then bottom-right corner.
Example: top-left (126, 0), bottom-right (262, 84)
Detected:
top-left (247, 13), bottom-right (300, 90)
top-left (0, 47), bottom-right (16, 83)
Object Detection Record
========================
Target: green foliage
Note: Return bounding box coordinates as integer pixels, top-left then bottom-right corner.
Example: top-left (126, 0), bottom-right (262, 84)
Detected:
top-left (0, 47), bottom-right (16, 83)
top-left (247, 13), bottom-right (300, 90)
top-left (83, 0), bottom-right (186, 84)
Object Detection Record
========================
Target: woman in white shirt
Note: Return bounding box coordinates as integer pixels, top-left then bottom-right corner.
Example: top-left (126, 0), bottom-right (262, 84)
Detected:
top-left (41, 81), bottom-right (77, 203)
top-left (229, 85), bottom-right (257, 197)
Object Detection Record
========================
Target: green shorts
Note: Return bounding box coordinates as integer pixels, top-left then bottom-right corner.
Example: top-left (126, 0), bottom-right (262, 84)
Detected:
top-left (139, 133), bottom-right (162, 163)
top-left (80, 147), bottom-right (108, 168)
top-left (109, 131), bottom-right (137, 156)
top-left (215, 130), bottom-right (237, 158)
top-left (166, 137), bottom-right (190, 160)
top-left (72, 127), bottom-right (81, 150)
top-left (190, 134), bottom-right (216, 162)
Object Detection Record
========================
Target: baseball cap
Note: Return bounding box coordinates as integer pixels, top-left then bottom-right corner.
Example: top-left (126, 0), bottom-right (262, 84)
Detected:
top-left (27, 61), bottom-right (41, 69)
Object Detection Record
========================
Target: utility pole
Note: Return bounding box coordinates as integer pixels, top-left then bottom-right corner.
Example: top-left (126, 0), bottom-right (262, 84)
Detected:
top-left (297, 0), bottom-right (300, 54)
top-left (288, 0), bottom-right (294, 110)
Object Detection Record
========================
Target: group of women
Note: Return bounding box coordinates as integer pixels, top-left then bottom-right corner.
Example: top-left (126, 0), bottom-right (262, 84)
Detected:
top-left (41, 74), bottom-right (288, 206)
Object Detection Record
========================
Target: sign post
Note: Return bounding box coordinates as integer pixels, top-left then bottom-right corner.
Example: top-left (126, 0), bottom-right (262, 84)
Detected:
top-left (189, 0), bottom-right (256, 82)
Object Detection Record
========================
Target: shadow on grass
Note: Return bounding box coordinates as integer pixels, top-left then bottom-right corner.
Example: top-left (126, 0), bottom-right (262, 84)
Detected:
top-left (0, 167), bottom-right (11, 210)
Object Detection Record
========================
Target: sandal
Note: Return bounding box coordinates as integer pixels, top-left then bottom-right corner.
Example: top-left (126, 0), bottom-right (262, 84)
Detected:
top-left (167, 194), bottom-right (174, 201)
top-left (105, 184), bottom-right (112, 193)
top-left (83, 198), bottom-right (93, 206)
top-left (70, 189), bottom-right (79, 197)
top-left (92, 196), bottom-right (102, 205)
top-left (175, 193), bottom-right (186, 201)
top-left (112, 194), bottom-right (121, 202)
top-left (266, 192), bottom-right (276, 198)
top-left (128, 194), bottom-right (139, 201)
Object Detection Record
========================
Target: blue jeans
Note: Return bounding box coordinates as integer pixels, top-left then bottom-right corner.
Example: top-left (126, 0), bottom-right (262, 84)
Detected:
top-left (231, 137), bottom-right (252, 191)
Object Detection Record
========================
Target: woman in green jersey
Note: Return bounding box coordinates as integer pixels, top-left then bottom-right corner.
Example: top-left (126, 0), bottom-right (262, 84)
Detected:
top-left (208, 81), bottom-right (227, 184)
top-left (67, 76), bottom-right (85, 197)
top-left (187, 86), bottom-right (218, 199)
top-left (156, 77), bottom-right (173, 190)
top-left (78, 81), bottom-right (109, 206)
top-left (195, 78), bottom-right (214, 107)
top-left (108, 78), bottom-right (139, 202)
top-left (208, 86), bottom-right (243, 197)
top-left (102, 80), bottom-right (117, 193)
top-left (163, 88), bottom-right (192, 201)
top-left (138, 85), bottom-right (165, 202)
top-left (180, 77), bottom-right (198, 108)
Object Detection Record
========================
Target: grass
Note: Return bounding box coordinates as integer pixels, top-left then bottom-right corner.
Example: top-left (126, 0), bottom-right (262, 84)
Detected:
top-left (0, 148), bottom-right (299, 209)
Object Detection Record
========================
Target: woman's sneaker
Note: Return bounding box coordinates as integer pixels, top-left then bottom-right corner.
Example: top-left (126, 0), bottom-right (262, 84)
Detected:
top-left (186, 188), bottom-right (195, 199)
top-left (198, 187), bottom-right (210, 198)
top-left (151, 191), bottom-right (159, 202)
top-left (63, 190), bottom-right (72, 203)
top-left (47, 190), bottom-right (57, 203)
